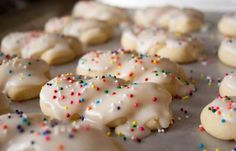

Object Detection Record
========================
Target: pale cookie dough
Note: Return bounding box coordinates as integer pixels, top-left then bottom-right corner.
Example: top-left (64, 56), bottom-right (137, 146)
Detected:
top-left (218, 37), bottom-right (236, 68)
top-left (40, 74), bottom-right (173, 139)
top-left (45, 16), bottom-right (114, 45)
top-left (121, 27), bottom-right (203, 63)
top-left (134, 6), bottom-right (204, 33)
top-left (0, 92), bottom-right (10, 115)
top-left (0, 112), bottom-right (123, 151)
top-left (220, 72), bottom-right (236, 97)
top-left (72, 1), bottom-right (128, 26)
top-left (218, 13), bottom-right (236, 37)
top-left (200, 96), bottom-right (236, 141)
top-left (1, 31), bottom-right (83, 65)
top-left (0, 54), bottom-right (50, 101)
top-left (77, 49), bottom-right (195, 97)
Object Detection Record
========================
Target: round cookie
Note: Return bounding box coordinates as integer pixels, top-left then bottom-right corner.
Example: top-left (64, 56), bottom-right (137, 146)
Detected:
top-left (200, 96), bottom-right (236, 141)
top-left (72, 1), bottom-right (128, 26)
top-left (45, 16), bottom-right (114, 45)
top-left (220, 72), bottom-right (236, 97)
top-left (218, 37), bottom-right (236, 68)
top-left (77, 49), bottom-right (195, 97)
top-left (218, 13), bottom-right (236, 37)
top-left (40, 74), bottom-right (173, 139)
top-left (0, 92), bottom-right (10, 115)
top-left (121, 27), bottom-right (203, 63)
top-left (0, 54), bottom-right (50, 101)
top-left (134, 6), bottom-right (204, 33)
top-left (0, 112), bottom-right (124, 151)
top-left (1, 31), bottom-right (83, 65)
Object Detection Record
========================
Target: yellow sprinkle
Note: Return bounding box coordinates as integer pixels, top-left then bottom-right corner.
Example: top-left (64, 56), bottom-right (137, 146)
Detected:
top-left (182, 96), bottom-right (189, 101)
top-left (175, 32), bottom-right (182, 37)
top-left (117, 132), bottom-right (123, 136)
top-left (106, 131), bottom-right (112, 136)
top-left (228, 113), bottom-right (233, 118)
top-left (215, 148), bottom-right (220, 151)
top-left (64, 106), bottom-right (69, 110)
top-left (191, 80), bottom-right (196, 84)
top-left (203, 149), bottom-right (207, 151)
top-left (72, 121), bottom-right (77, 126)
top-left (152, 60), bottom-right (159, 64)
top-left (91, 84), bottom-right (95, 89)
top-left (132, 121), bottom-right (138, 126)
top-left (200, 73), bottom-right (205, 79)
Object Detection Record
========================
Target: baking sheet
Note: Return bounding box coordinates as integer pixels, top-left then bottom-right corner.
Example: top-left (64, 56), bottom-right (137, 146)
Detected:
top-left (1, 3), bottom-right (236, 151)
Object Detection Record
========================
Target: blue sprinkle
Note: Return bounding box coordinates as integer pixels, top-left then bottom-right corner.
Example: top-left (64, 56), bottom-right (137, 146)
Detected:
top-left (95, 99), bottom-right (101, 104)
top-left (79, 98), bottom-right (85, 103)
top-left (221, 119), bottom-right (226, 123)
top-left (199, 143), bottom-right (204, 149)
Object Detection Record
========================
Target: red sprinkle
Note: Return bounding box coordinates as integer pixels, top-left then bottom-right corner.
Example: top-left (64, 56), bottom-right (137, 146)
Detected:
top-left (152, 97), bottom-right (158, 102)
top-left (134, 102), bottom-right (139, 108)
top-left (139, 126), bottom-right (145, 131)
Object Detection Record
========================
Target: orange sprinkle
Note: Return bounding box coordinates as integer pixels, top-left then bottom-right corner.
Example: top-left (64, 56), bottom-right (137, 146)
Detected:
top-left (57, 144), bottom-right (64, 151)
top-left (87, 106), bottom-right (92, 110)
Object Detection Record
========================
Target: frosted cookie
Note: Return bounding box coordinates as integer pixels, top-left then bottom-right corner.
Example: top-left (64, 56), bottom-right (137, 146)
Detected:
top-left (45, 16), bottom-right (114, 45)
top-left (77, 50), bottom-right (194, 97)
top-left (134, 6), bottom-right (204, 33)
top-left (200, 96), bottom-right (236, 141)
top-left (121, 28), bottom-right (203, 63)
top-left (72, 1), bottom-right (128, 26)
top-left (218, 37), bottom-right (236, 68)
top-left (1, 31), bottom-right (83, 65)
top-left (0, 55), bottom-right (50, 101)
top-left (220, 72), bottom-right (236, 97)
top-left (40, 74), bottom-right (173, 139)
top-left (0, 112), bottom-right (123, 151)
top-left (218, 13), bottom-right (236, 37)
top-left (0, 92), bottom-right (10, 115)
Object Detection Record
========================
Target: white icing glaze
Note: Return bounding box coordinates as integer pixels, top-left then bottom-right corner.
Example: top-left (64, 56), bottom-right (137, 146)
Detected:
top-left (77, 50), bottom-right (194, 96)
top-left (45, 16), bottom-right (72, 33)
top-left (1, 31), bottom-right (81, 62)
top-left (63, 19), bottom-right (111, 39)
top-left (123, 28), bottom-right (202, 57)
top-left (0, 54), bottom-right (50, 100)
top-left (221, 72), bottom-right (236, 91)
top-left (0, 113), bottom-right (122, 151)
top-left (45, 17), bottom-right (113, 40)
top-left (135, 6), bottom-right (172, 27)
top-left (220, 38), bottom-right (236, 55)
top-left (222, 13), bottom-right (236, 26)
top-left (135, 6), bottom-right (203, 32)
top-left (72, 1), bottom-right (128, 25)
top-left (40, 74), bottom-right (173, 139)
top-left (208, 96), bottom-right (236, 123)
top-left (0, 92), bottom-right (10, 114)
